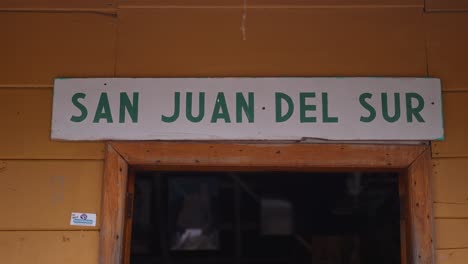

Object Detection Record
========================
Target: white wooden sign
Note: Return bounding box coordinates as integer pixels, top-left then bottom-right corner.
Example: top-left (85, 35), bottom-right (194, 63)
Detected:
top-left (52, 78), bottom-right (444, 141)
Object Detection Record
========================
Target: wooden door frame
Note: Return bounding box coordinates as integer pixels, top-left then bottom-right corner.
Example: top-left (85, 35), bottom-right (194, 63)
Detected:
top-left (98, 141), bottom-right (434, 264)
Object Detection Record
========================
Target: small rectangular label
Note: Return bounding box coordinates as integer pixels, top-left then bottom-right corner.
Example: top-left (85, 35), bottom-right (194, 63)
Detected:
top-left (70, 212), bottom-right (96, 226)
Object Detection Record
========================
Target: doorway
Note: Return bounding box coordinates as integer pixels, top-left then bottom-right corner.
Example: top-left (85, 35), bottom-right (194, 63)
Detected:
top-left (128, 171), bottom-right (401, 264)
top-left (98, 142), bottom-right (434, 264)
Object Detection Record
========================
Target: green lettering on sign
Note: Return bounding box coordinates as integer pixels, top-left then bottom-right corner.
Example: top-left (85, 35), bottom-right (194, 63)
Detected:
top-left (236, 92), bottom-right (254, 123)
top-left (406, 93), bottom-right (425, 123)
top-left (162, 92), bottom-right (180, 123)
top-left (119, 92), bottom-right (139, 123)
top-left (300, 92), bottom-right (316, 123)
top-left (359, 93), bottom-right (376, 123)
top-left (322, 93), bottom-right (338, 123)
top-left (186, 92), bottom-right (205, 123)
top-left (275, 93), bottom-right (294, 122)
top-left (93, 93), bottom-right (113, 123)
top-left (211, 92), bottom-right (231, 123)
top-left (382, 93), bottom-right (400, 123)
top-left (70, 92), bottom-right (88, 123)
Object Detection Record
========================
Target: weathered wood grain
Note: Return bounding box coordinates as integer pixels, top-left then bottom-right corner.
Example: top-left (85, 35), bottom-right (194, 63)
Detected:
top-left (111, 141), bottom-right (426, 169)
top-left (407, 149), bottom-right (434, 263)
top-left (99, 145), bottom-right (128, 264)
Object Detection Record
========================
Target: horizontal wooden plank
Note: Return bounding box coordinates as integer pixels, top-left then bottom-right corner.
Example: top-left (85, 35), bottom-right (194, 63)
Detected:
top-left (116, 8), bottom-right (427, 77)
top-left (0, 88), bottom-right (104, 159)
top-left (437, 248), bottom-right (468, 264)
top-left (432, 92), bottom-right (468, 158)
top-left (0, 0), bottom-right (114, 9)
top-left (0, 13), bottom-right (116, 86)
top-left (0, 160), bottom-right (103, 230)
top-left (425, 13), bottom-right (468, 91)
top-left (426, 0), bottom-right (468, 11)
top-left (118, 0), bottom-right (422, 7)
top-left (0, 231), bottom-right (98, 264)
top-left (432, 158), bottom-right (468, 204)
top-left (111, 141), bottom-right (426, 169)
top-left (434, 203), bottom-right (468, 218)
top-left (435, 219), bottom-right (468, 249)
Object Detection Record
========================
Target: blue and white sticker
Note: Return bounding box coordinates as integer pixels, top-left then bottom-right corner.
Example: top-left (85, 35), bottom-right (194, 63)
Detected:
top-left (70, 212), bottom-right (96, 226)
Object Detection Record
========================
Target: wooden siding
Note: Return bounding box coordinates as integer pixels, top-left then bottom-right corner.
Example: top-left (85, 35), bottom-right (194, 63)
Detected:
top-left (0, 231), bottom-right (99, 264)
top-left (117, 0), bottom-right (422, 7)
top-left (426, 0), bottom-right (468, 11)
top-left (0, 3), bottom-right (467, 264)
top-left (432, 158), bottom-right (468, 204)
top-left (432, 158), bottom-right (468, 218)
top-left (437, 249), bottom-right (468, 264)
top-left (435, 219), bottom-right (468, 249)
top-left (432, 92), bottom-right (468, 158)
top-left (115, 8), bottom-right (427, 77)
top-left (434, 203), bottom-right (468, 219)
top-left (0, 88), bottom-right (104, 159)
top-left (0, 0), bottom-right (115, 9)
top-left (0, 160), bottom-right (103, 230)
top-left (426, 9), bottom-right (468, 263)
top-left (0, 13), bottom-right (116, 86)
top-left (425, 12), bottom-right (468, 91)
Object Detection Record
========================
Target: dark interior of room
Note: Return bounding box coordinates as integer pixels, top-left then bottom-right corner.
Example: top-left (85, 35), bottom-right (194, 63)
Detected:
top-left (129, 171), bottom-right (401, 264)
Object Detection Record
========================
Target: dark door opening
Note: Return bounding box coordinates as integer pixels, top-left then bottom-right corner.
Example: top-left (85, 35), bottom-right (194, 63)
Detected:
top-left (127, 171), bottom-right (401, 264)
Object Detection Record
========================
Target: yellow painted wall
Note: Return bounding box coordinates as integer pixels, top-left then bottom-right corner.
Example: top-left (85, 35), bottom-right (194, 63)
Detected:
top-left (1, 0), bottom-right (468, 263)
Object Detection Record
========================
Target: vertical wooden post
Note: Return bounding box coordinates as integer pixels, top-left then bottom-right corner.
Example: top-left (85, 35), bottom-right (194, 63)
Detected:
top-left (407, 149), bottom-right (434, 264)
top-left (99, 145), bottom-right (129, 264)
